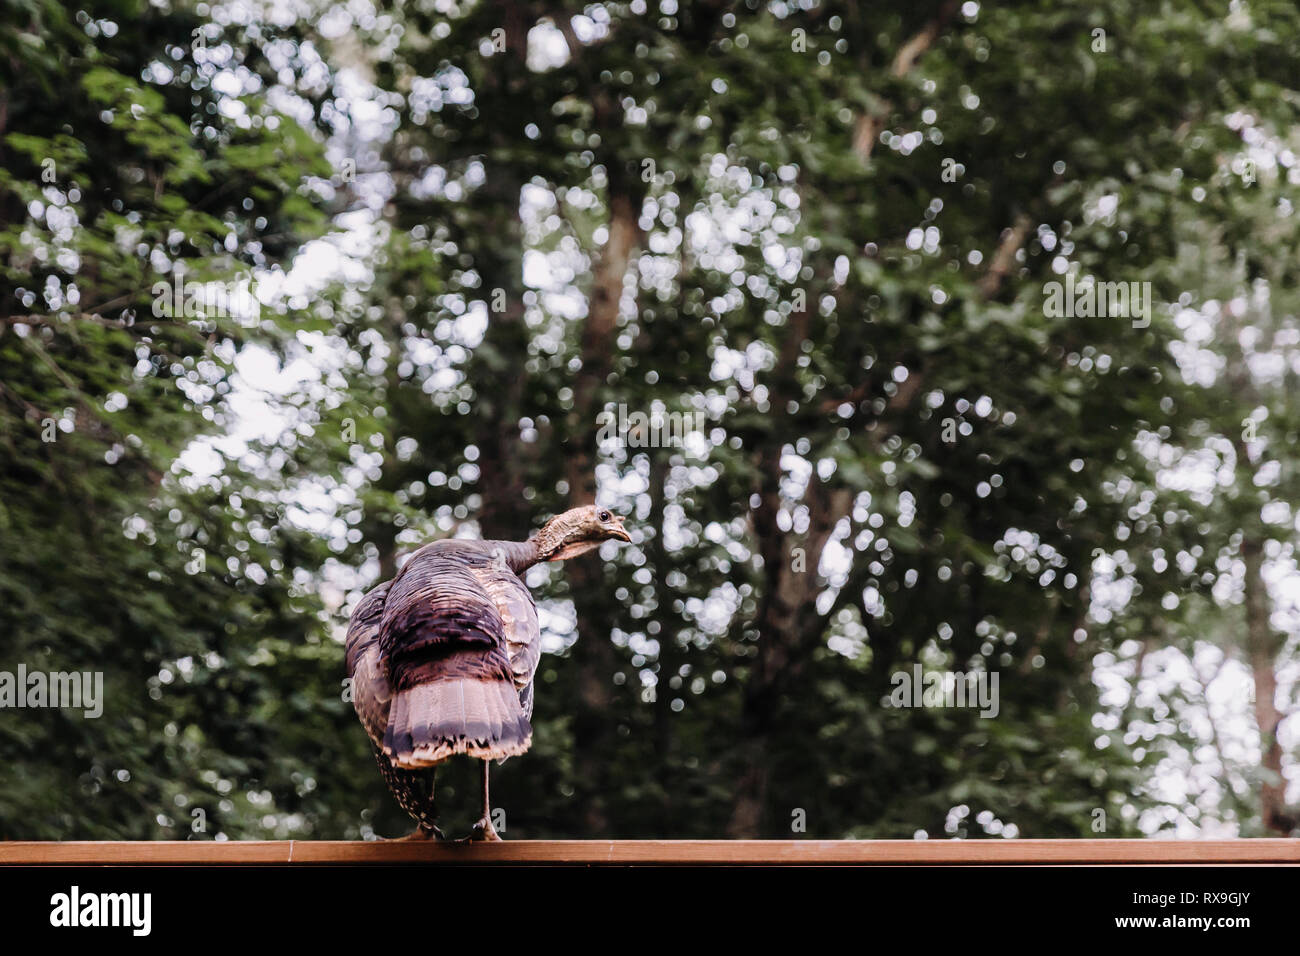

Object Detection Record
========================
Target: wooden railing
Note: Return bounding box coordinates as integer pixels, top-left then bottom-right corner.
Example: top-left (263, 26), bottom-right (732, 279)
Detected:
top-left (2, 839), bottom-right (1297, 865)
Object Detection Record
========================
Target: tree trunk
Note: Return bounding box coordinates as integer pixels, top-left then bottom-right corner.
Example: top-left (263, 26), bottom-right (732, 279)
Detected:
top-left (1224, 299), bottom-right (1294, 836)
top-left (1241, 536), bottom-right (1294, 834)
top-left (470, 2), bottom-right (532, 540)
top-left (646, 450), bottom-right (677, 831)
top-left (561, 154), bottom-right (643, 836)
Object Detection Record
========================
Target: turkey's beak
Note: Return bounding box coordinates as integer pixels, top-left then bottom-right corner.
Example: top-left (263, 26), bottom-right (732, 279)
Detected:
top-left (610, 518), bottom-right (631, 542)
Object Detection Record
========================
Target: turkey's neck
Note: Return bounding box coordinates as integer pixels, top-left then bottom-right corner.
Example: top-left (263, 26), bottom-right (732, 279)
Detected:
top-left (485, 538), bottom-right (542, 574)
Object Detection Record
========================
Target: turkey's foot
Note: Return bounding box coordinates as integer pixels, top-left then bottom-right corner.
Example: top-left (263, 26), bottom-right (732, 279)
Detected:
top-left (465, 816), bottom-right (503, 842)
top-left (395, 823), bottom-right (446, 841)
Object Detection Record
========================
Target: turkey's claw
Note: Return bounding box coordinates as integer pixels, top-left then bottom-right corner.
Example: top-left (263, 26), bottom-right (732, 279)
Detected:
top-left (466, 817), bottom-right (503, 842)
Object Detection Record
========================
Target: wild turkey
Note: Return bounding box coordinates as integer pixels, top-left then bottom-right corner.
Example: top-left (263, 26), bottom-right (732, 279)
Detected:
top-left (346, 504), bottom-right (630, 840)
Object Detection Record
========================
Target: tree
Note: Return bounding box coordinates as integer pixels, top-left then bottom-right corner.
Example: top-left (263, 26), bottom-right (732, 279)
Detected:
top-left (305, 0), bottom-right (1300, 838)
top-left (0, 0), bottom-right (344, 838)
top-left (4, 0), bottom-right (1296, 842)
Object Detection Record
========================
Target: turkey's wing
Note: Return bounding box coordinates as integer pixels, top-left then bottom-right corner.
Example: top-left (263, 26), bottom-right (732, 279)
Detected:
top-left (345, 582), bottom-right (392, 748)
top-left (378, 549), bottom-right (515, 690)
top-left (470, 553), bottom-right (542, 719)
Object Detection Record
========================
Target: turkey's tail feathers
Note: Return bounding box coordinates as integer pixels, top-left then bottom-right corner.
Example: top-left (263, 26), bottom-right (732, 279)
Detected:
top-left (382, 676), bottom-right (531, 768)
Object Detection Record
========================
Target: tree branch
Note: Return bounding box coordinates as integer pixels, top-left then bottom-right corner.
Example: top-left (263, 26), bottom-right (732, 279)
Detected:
top-left (853, 1), bottom-right (961, 164)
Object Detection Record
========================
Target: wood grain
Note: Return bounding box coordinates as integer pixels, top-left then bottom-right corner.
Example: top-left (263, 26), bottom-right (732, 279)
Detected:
top-left (0, 839), bottom-right (1296, 865)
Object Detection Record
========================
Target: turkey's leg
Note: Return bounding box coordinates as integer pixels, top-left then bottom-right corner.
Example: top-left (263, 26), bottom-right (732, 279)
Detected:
top-left (373, 747), bottom-right (446, 840)
top-left (468, 759), bottom-right (503, 841)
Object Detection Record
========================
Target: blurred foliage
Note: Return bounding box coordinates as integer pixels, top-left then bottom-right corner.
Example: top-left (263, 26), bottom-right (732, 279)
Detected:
top-left (0, 0), bottom-right (1297, 840)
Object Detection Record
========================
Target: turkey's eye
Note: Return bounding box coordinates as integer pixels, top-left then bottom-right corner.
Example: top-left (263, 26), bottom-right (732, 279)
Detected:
top-left (598, 510), bottom-right (611, 522)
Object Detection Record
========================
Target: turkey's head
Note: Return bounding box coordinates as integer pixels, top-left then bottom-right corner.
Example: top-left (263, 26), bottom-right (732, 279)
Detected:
top-left (535, 505), bottom-right (631, 561)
